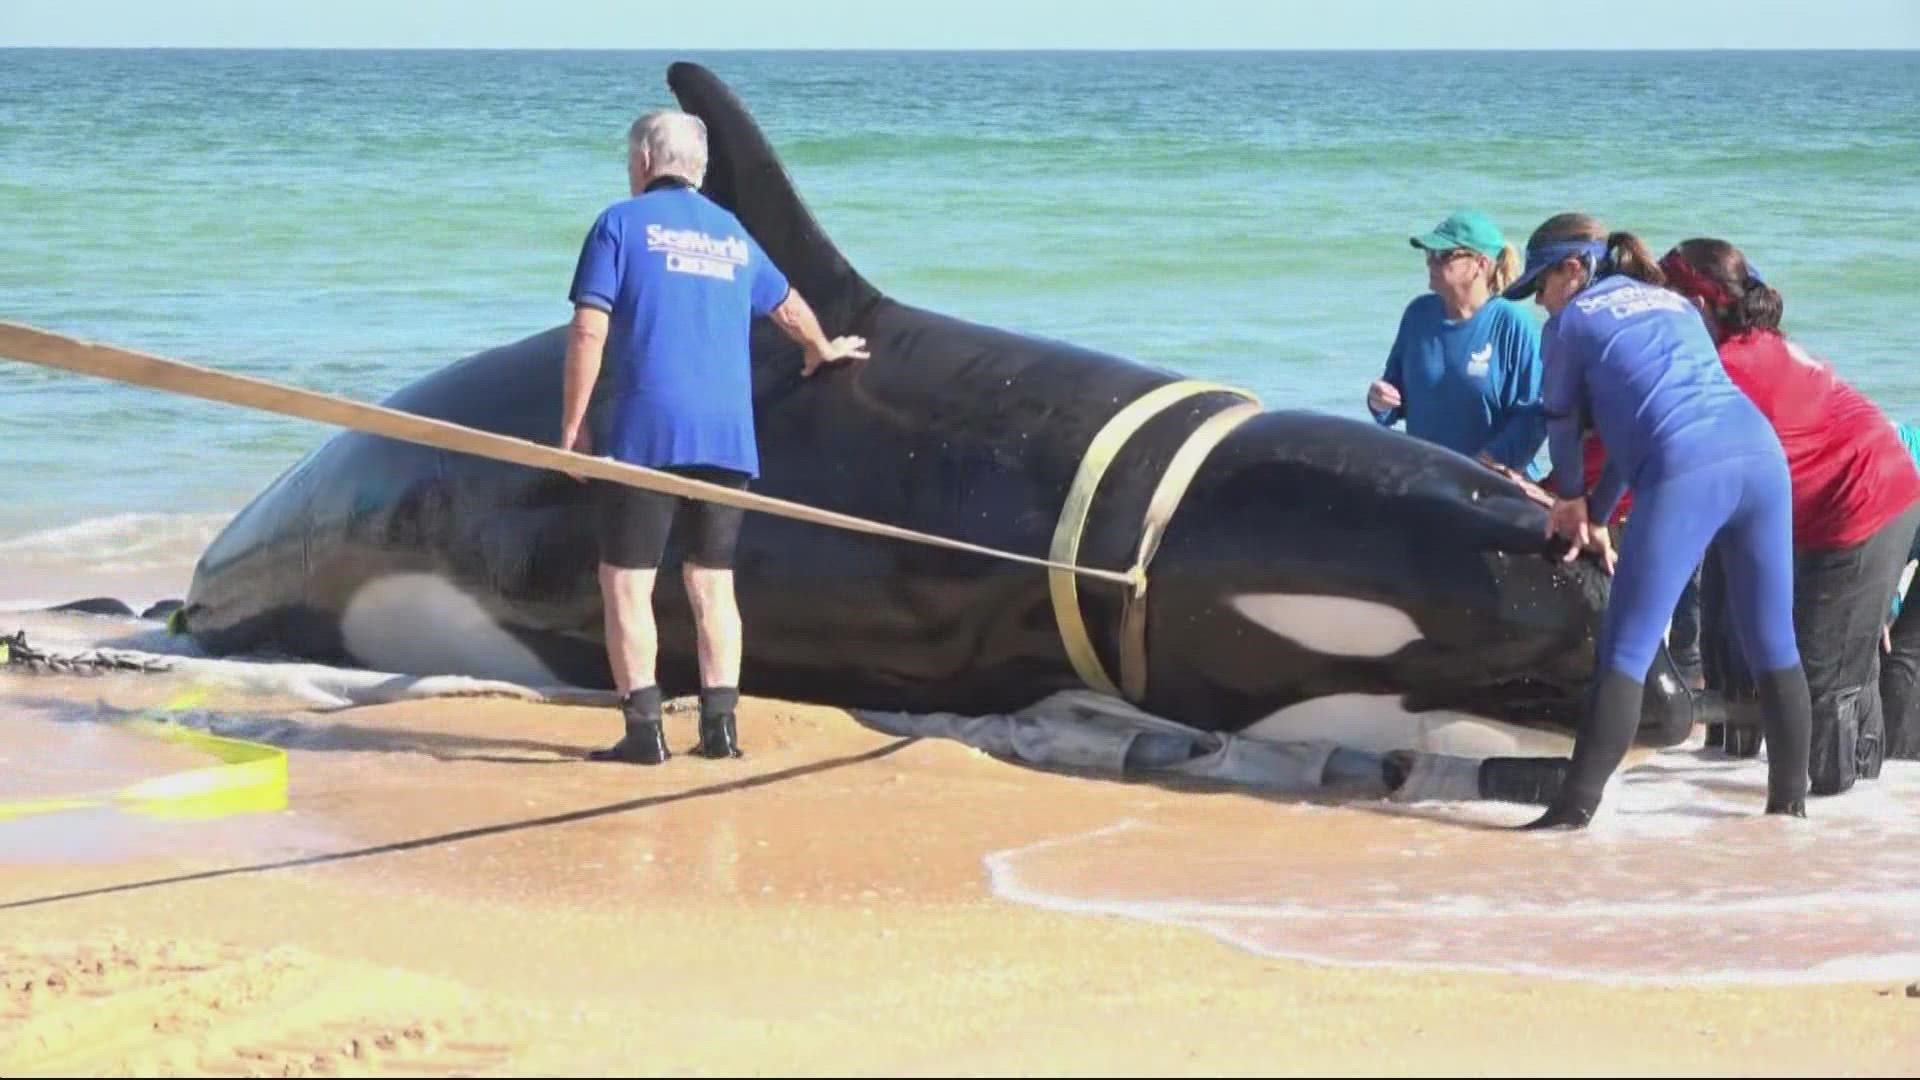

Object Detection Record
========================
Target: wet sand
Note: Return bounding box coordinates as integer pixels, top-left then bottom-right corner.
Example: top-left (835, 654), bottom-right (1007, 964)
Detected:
top-left (3, 669), bottom-right (1918, 1076)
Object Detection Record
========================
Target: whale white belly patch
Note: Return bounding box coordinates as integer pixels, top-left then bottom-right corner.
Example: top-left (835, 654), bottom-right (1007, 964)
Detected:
top-left (340, 573), bottom-right (561, 686)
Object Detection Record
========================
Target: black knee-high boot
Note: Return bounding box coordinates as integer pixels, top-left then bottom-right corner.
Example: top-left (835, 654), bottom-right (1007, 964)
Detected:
top-left (1520, 670), bottom-right (1645, 830)
top-left (695, 686), bottom-right (742, 759)
top-left (1758, 665), bottom-right (1811, 816)
top-left (588, 685), bottom-right (670, 765)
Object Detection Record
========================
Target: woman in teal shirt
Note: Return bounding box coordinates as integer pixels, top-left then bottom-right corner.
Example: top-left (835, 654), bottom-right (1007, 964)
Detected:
top-left (1366, 210), bottom-right (1546, 474)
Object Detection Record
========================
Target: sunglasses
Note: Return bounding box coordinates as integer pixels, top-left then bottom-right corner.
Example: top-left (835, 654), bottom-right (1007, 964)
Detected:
top-left (1425, 248), bottom-right (1479, 266)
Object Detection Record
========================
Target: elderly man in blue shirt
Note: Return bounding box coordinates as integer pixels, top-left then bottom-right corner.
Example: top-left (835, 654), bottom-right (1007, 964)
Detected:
top-left (560, 108), bottom-right (867, 766)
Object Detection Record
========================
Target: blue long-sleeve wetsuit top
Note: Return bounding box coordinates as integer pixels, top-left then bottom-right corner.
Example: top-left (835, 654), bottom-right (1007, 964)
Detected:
top-left (1539, 274), bottom-right (1779, 521)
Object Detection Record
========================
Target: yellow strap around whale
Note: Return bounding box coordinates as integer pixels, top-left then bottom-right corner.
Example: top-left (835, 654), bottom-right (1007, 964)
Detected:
top-left (1117, 398), bottom-right (1263, 702)
top-left (1048, 380), bottom-right (1259, 698)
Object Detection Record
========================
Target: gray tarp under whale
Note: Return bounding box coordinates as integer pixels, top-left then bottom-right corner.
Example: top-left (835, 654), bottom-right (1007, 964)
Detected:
top-left (852, 689), bottom-right (1483, 802)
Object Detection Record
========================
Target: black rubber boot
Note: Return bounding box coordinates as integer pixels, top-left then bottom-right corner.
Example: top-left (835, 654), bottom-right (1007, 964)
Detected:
top-left (1758, 666), bottom-right (1811, 816)
top-left (1519, 801), bottom-right (1594, 830)
top-left (1518, 670), bottom-right (1644, 831)
top-left (1856, 679), bottom-right (1885, 783)
top-left (1808, 682), bottom-right (1864, 797)
top-left (695, 687), bottom-right (742, 759)
top-left (1858, 693), bottom-right (1885, 782)
top-left (589, 686), bottom-right (670, 765)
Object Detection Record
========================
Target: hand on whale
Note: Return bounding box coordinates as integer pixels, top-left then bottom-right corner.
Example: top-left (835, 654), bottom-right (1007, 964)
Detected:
top-left (1547, 495), bottom-right (1618, 574)
top-left (803, 334), bottom-right (870, 377)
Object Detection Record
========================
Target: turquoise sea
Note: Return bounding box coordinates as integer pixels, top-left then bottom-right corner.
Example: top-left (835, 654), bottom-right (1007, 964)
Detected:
top-left (2, 49), bottom-right (1916, 600)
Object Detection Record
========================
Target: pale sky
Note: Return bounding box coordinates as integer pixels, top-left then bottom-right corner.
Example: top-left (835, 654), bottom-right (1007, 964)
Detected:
top-left (4, 0), bottom-right (1918, 49)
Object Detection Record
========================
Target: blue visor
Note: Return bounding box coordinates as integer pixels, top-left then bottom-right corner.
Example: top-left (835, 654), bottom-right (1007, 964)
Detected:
top-left (1503, 239), bottom-right (1609, 301)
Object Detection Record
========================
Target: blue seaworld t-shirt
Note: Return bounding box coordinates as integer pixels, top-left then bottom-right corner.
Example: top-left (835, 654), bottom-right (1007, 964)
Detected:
top-left (1369, 294), bottom-right (1547, 473)
top-left (568, 177), bottom-right (791, 478)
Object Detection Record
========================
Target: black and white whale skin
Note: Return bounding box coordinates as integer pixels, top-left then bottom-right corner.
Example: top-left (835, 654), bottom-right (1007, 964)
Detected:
top-left (177, 61), bottom-right (1696, 751)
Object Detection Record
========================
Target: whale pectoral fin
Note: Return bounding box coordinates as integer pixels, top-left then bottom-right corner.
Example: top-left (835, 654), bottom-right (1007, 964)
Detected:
top-left (44, 597), bottom-right (136, 617)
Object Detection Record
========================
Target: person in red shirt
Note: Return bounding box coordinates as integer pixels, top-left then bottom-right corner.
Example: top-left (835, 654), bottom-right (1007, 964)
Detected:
top-left (1661, 239), bottom-right (1920, 794)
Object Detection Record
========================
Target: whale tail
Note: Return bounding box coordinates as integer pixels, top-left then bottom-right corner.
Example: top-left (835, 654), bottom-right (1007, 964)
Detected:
top-left (667, 61), bottom-right (883, 337)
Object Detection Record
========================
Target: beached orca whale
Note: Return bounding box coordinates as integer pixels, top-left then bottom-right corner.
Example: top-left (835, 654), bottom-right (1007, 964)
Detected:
top-left (175, 61), bottom-right (1700, 753)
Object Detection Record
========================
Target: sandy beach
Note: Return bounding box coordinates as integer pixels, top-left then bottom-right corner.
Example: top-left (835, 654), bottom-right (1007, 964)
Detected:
top-left (4, 646), bottom-right (1918, 1078)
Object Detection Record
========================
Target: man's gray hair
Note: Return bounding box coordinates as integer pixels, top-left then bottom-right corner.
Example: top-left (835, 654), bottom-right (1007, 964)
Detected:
top-left (628, 109), bottom-right (709, 187)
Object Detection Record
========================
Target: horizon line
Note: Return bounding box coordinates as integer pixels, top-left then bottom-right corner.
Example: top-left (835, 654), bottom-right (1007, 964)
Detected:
top-left (4, 44), bottom-right (1918, 53)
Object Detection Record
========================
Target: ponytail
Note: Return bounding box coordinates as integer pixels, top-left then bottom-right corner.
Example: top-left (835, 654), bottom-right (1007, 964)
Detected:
top-left (1489, 242), bottom-right (1522, 295)
top-left (1734, 280), bottom-right (1785, 334)
top-left (1662, 238), bottom-right (1786, 335)
top-left (1604, 231), bottom-right (1666, 287)
top-left (1522, 213), bottom-right (1665, 294)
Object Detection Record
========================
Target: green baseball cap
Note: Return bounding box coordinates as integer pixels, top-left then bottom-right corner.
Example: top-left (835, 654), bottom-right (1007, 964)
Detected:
top-left (1409, 210), bottom-right (1507, 260)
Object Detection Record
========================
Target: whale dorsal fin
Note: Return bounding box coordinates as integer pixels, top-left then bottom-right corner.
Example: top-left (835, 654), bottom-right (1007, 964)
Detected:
top-left (667, 62), bottom-right (883, 336)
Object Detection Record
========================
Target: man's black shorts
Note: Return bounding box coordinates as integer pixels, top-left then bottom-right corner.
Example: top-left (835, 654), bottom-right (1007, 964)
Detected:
top-left (593, 465), bottom-right (751, 570)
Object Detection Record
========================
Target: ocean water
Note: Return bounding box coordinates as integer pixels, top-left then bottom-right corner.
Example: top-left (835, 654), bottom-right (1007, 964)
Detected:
top-left (2, 49), bottom-right (1918, 599)
top-left (987, 745), bottom-right (1920, 985)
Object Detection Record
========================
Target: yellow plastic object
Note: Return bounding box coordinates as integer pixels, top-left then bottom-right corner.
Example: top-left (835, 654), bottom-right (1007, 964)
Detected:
top-left (0, 692), bottom-right (287, 823)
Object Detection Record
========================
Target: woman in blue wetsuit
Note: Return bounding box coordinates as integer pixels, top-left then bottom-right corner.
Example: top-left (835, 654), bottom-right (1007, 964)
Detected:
top-left (1503, 212), bottom-right (1812, 830)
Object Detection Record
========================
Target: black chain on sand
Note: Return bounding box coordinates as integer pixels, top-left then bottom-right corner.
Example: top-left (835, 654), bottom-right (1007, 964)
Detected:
top-left (0, 630), bottom-right (175, 676)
